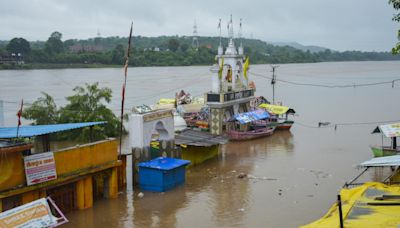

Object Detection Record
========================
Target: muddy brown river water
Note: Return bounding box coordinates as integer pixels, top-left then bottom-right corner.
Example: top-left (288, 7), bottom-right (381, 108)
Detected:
top-left (1, 61), bottom-right (400, 227)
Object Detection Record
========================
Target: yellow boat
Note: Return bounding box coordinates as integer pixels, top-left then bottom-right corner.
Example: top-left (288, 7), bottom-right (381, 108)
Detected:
top-left (301, 182), bottom-right (400, 228)
top-left (302, 156), bottom-right (400, 228)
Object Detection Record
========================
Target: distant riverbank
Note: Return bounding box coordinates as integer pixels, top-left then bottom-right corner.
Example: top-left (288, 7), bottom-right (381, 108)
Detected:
top-left (0, 63), bottom-right (123, 70)
top-left (1, 59), bottom-right (400, 70)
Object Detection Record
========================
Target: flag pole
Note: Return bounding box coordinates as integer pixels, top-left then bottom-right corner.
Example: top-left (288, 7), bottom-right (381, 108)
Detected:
top-left (16, 99), bottom-right (23, 138)
top-left (119, 22), bottom-right (133, 158)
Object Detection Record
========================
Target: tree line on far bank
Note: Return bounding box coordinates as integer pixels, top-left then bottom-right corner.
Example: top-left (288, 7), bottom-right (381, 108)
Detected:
top-left (1, 31), bottom-right (400, 69)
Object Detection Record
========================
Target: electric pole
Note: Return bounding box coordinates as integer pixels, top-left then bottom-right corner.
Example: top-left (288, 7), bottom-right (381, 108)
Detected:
top-left (271, 65), bottom-right (279, 104)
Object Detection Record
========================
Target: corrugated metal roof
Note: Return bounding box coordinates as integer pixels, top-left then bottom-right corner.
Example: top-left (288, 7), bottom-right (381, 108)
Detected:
top-left (175, 129), bottom-right (229, 146)
top-left (0, 122), bottom-right (106, 139)
top-left (359, 155), bottom-right (400, 167)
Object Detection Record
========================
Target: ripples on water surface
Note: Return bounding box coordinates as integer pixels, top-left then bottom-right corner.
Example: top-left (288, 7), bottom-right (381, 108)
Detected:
top-left (1, 61), bottom-right (400, 227)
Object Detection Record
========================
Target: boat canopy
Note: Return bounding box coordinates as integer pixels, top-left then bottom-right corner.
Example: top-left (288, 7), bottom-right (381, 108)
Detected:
top-left (229, 109), bottom-right (270, 124)
top-left (301, 182), bottom-right (400, 228)
top-left (258, 103), bottom-right (295, 115)
top-left (371, 122), bottom-right (400, 138)
top-left (359, 155), bottom-right (400, 167)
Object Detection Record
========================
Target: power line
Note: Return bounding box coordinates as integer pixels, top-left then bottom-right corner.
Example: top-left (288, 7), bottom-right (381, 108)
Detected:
top-left (294, 119), bottom-right (400, 129)
top-left (249, 71), bottom-right (400, 88)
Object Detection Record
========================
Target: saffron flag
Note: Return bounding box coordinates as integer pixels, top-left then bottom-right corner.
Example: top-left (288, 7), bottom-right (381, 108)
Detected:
top-left (218, 58), bottom-right (224, 79)
top-left (243, 57), bottom-right (250, 80)
top-left (17, 99), bottom-right (23, 126)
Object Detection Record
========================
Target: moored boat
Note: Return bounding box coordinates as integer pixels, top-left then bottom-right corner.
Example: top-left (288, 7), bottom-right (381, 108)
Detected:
top-left (370, 145), bottom-right (399, 157)
top-left (226, 109), bottom-right (275, 141)
top-left (227, 126), bottom-right (275, 141)
top-left (276, 120), bottom-right (294, 130)
top-left (258, 103), bottom-right (296, 130)
top-left (301, 155), bottom-right (400, 228)
top-left (370, 122), bottom-right (400, 157)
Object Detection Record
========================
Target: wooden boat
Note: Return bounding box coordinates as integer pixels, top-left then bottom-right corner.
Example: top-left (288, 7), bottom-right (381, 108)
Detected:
top-left (370, 123), bottom-right (400, 157)
top-left (227, 126), bottom-right (275, 141)
top-left (259, 103), bottom-right (295, 130)
top-left (226, 109), bottom-right (275, 141)
top-left (370, 145), bottom-right (400, 157)
top-left (276, 120), bottom-right (294, 130)
top-left (258, 116), bottom-right (294, 130)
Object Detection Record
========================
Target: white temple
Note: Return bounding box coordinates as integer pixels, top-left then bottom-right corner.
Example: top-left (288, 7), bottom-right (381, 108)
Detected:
top-left (212, 16), bottom-right (248, 94)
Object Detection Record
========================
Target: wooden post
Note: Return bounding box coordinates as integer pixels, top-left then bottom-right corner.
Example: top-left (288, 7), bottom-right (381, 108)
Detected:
top-left (392, 137), bottom-right (397, 150)
top-left (337, 194), bottom-right (344, 228)
top-left (118, 155), bottom-right (127, 189)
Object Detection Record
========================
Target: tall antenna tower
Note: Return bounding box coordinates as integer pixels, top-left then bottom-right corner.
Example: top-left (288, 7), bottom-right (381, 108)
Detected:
top-left (192, 20), bottom-right (199, 50)
top-left (238, 18), bottom-right (243, 46)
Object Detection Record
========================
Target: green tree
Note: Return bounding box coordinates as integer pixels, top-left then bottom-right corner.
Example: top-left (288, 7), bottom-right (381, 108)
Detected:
top-left (59, 83), bottom-right (121, 141)
top-left (45, 31), bottom-right (64, 55)
top-left (63, 39), bottom-right (75, 50)
top-left (390, 0), bottom-right (400, 54)
top-left (167, 38), bottom-right (180, 52)
top-left (111, 44), bottom-right (125, 64)
top-left (6, 38), bottom-right (31, 55)
top-left (180, 43), bottom-right (189, 52)
top-left (22, 92), bottom-right (59, 125)
top-left (0, 48), bottom-right (8, 56)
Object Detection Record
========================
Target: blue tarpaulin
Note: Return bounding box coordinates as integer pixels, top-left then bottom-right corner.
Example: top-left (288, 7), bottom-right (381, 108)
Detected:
top-left (230, 109), bottom-right (270, 124)
top-left (0, 122), bottom-right (106, 139)
top-left (138, 157), bottom-right (190, 171)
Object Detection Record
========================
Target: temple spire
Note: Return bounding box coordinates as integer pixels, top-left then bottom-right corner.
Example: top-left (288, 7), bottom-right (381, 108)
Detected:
top-left (228, 14), bottom-right (234, 40)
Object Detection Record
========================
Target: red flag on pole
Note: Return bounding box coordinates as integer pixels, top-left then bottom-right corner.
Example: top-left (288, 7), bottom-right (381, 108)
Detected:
top-left (17, 99), bottom-right (23, 126)
top-left (16, 99), bottom-right (23, 138)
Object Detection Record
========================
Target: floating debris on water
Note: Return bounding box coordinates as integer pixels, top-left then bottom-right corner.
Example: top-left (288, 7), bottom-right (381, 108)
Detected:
top-left (138, 192), bottom-right (144, 198)
top-left (236, 173), bottom-right (278, 181)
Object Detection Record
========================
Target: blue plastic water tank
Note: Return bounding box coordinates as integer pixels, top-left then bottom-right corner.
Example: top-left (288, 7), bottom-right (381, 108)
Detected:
top-left (138, 157), bottom-right (190, 192)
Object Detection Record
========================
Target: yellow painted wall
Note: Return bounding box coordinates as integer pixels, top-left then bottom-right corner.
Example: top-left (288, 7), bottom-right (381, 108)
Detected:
top-left (0, 152), bottom-right (25, 192)
top-left (181, 145), bottom-right (219, 167)
top-left (54, 139), bottom-right (118, 176)
top-left (0, 139), bottom-right (118, 193)
top-left (22, 190), bottom-right (40, 204)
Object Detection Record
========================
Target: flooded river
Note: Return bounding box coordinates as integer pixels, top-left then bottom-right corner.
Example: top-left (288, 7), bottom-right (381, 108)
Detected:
top-left (1, 61), bottom-right (400, 227)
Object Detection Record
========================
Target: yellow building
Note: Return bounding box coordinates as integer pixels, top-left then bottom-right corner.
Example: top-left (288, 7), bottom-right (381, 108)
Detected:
top-left (0, 122), bottom-right (124, 213)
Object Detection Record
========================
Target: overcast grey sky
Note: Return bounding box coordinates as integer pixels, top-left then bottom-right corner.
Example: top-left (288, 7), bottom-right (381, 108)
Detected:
top-left (1, 0), bottom-right (398, 51)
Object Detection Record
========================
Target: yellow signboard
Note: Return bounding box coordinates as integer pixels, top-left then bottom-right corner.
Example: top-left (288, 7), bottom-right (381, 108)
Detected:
top-left (143, 110), bottom-right (173, 122)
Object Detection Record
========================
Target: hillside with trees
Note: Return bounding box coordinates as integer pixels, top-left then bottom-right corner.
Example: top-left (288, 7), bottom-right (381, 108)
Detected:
top-left (1, 32), bottom-right (400, 69)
